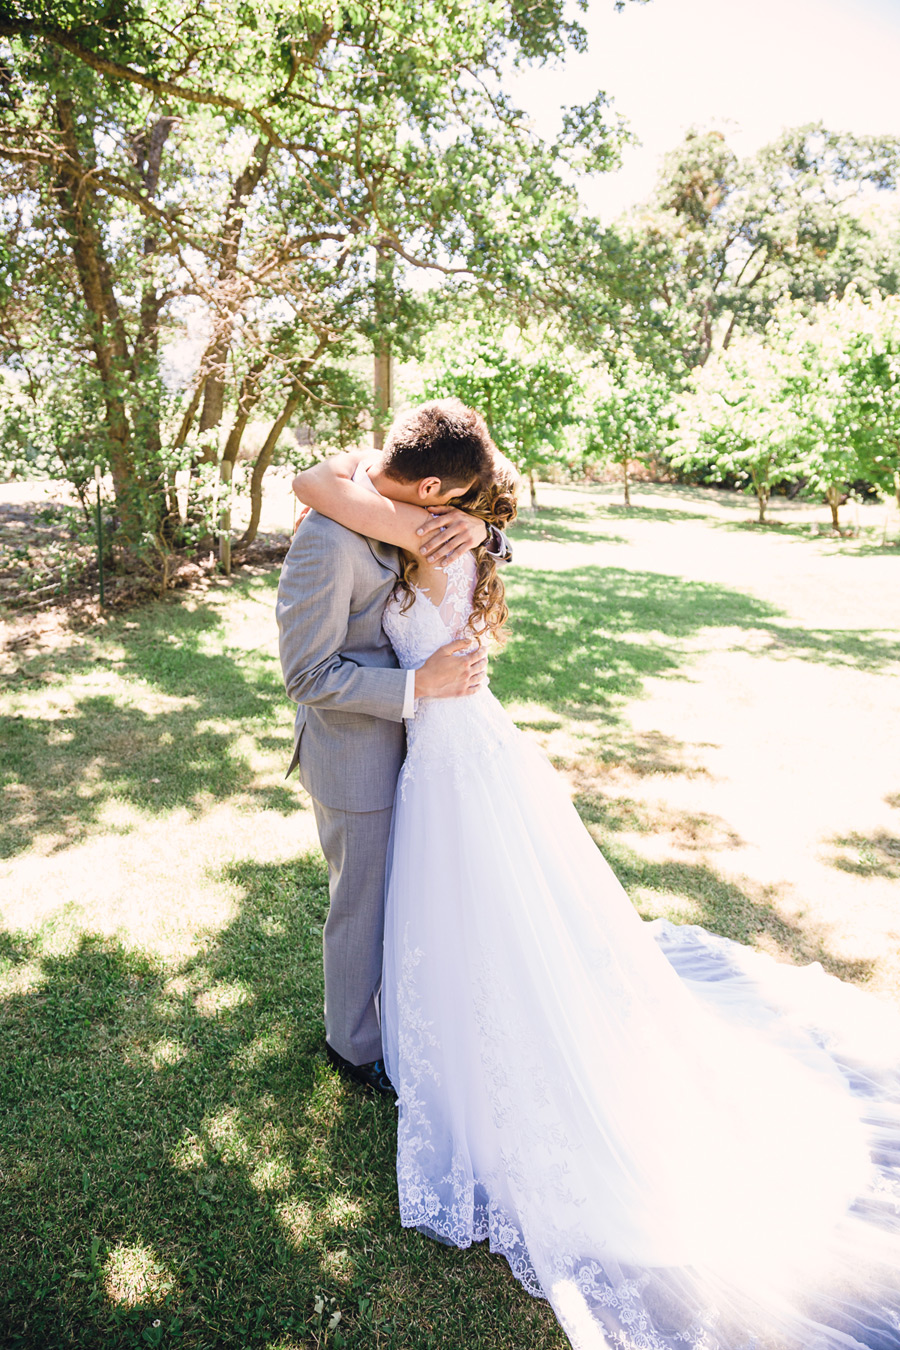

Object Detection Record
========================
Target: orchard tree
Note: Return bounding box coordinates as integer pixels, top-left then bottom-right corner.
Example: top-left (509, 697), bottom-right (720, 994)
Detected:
top-left (784, 304), bottom-right (859, 529)
top-left (673, 327), bottom-right (811, 523)
top-left (841, 298), bottom-right (900, 512)
top-left (425, 335), bottom-right (579, 509)
top-left (779, 295), bottom-right (900, 528)
top-left (579, 353), bottom-right (674, 505)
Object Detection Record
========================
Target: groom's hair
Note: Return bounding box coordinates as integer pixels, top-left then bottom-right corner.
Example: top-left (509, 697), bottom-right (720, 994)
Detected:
top-left (382, 399), bottom-right (496, 493)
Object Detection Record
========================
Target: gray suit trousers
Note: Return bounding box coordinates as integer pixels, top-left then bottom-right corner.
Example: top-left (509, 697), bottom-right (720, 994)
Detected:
top-left (311, 795), bottom-right (395, 1066)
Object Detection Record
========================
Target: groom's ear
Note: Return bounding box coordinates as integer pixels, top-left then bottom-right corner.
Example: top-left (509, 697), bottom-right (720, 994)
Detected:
top-left (416, 476), bottom-right (444, 500)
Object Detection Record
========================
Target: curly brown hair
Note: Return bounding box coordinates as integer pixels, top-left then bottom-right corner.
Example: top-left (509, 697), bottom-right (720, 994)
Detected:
top-left (394, 460), bottom-right (520, 647)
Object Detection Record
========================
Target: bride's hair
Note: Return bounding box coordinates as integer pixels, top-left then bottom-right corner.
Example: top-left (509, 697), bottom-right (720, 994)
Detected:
top-left (394, 457), bottom-right (520, 647)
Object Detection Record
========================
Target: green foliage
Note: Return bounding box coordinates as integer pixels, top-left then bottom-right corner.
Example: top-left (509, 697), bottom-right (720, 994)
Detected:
top-left (0, 0), bottom-right (641, 565)
top-left (769, 294), bottom-right (900, 525)
top-left (673, 326), bottom-right (812, 521)
top-left (425, 334), bottom-right (579, 507)
top-left (839, 299), bottom-right (900, 507)
top-left (628, 125), bottom-right (900, 372)
top-left (579, 354), bottom-right (675, 503)
top-left (672, 294), bottom-right (900, 527)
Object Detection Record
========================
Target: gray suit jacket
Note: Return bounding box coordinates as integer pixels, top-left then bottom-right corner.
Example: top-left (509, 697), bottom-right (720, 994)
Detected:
top-left (276, 510), bottom-right (408, 812)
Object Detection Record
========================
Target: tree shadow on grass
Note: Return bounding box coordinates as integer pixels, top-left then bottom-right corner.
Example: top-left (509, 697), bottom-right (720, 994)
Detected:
top-left (0, 855), bottom-right (566, 1350)
top-left (573, 794), bottom-right (875, 985)
top-left (826, 829), bottom-right (900, 881)
top-left (509, 506), bottom-right (628, 547)
top-left (491, 566), bottom-right (900, 735)
top-left (599, 504), bottom-right (715, 524)
top-left (712, 516), bottom-right (898, 548)
top-left (833, 539), bottom-right (900, 557)
top-left (5, 561), bottom-right (898, 865)
top-left (0, 575), bottom-right (297, 861)
top-left (0, 836), bottom-right (881, 1348)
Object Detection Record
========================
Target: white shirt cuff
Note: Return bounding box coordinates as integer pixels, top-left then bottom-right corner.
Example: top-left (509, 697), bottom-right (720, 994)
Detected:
top-left (402, 668), bottom-right (417, 720)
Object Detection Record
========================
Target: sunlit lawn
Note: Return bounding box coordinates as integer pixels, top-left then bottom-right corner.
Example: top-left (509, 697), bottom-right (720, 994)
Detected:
top-left (1, 482), bottom-right (899, 1348)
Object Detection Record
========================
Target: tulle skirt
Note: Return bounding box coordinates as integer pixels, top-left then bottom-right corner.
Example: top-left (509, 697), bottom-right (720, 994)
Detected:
top-left (381, 691), bottom-right (900, 1350)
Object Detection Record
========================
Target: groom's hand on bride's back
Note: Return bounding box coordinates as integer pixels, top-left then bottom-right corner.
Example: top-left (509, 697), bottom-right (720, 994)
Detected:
top-left (414, 641), bottom-right (488, 700)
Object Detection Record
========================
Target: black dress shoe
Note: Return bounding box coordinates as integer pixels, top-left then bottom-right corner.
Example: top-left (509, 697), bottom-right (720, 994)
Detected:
top-left (325, 1042), bottom-right (397, 1098)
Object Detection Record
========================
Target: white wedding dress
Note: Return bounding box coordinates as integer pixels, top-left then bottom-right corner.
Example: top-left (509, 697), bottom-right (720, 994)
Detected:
top-left (381, 552), bottom-right (900, 1350)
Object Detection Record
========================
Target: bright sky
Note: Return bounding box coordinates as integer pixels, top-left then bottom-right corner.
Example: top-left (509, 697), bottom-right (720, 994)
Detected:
top-left (507, 0), bottom-right (900, 222)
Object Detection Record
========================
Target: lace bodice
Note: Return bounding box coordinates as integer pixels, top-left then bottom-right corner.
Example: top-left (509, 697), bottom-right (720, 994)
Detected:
top-left (383, 553), bottom-right (477, 668)
top-left (382, 553), bottom-right (518, 797)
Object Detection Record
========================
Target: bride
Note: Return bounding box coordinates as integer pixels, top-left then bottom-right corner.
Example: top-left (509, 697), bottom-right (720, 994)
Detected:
top-left (291, 437), bottom-right (900, 1350)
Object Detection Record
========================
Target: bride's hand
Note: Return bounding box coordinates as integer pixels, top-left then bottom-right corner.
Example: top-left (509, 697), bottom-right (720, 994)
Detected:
top-left (418, 506), bottom-right (489, 564)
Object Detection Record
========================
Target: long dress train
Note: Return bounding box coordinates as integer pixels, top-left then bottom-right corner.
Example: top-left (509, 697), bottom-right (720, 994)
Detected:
top-left (380, 553), bottom-right (900, 1350)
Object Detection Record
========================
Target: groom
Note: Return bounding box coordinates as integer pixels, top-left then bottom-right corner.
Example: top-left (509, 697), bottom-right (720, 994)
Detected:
top-left (276, 401), bottom-right (511, 1096)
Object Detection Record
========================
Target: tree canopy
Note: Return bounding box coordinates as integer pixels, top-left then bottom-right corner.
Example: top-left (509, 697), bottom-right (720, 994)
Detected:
top-left (627, 125), bottom-right (900, 372)
top-left (0, 0), bottom-right (640, 557)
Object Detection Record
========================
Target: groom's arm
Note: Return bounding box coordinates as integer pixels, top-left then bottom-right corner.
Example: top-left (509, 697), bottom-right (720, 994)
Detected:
top-left (277, 519), bottom-right (408, 722)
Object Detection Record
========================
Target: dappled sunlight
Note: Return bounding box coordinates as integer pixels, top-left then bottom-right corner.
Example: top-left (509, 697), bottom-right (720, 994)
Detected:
top-left (250, 1152), bottom-right (296, 1196)
top-left (0, 876), bottom-right (452, 1341)
top-left (170, 1131), bottom-right (206, 1173)
top-left (0, 797), bottom-right (319, 957)
top-left (321, 1195), bottom-right (367, 1228)
top-left (193, 982), bottom-right (251, 1016)
top-left (574, 786), bottom-right (743, 853)
top-left (510, 504), bottom-right (630, 548)
top-left (196, 1106), bottom-right (252, 1165)
top-left (102, 1242), bottom-right (179, 1308)
top-left (492, 563), bottom-right (784, 726)
top-left (150, 1037), bottom-right (189, 1069)
top-left (230, 1024), bottom-right (293, 1073)
top-left (276, 1198), bottom-right (315, 1248)
top-left (319, 1245), bottom-right (356, 1283)
top-left (1, 575), bottom-right (293, 862)
top-left (591, 831), bottom-right (876, 986)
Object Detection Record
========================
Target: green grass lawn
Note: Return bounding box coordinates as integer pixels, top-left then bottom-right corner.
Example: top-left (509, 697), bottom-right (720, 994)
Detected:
top-left (1, 483), bottom-right (899, 1348)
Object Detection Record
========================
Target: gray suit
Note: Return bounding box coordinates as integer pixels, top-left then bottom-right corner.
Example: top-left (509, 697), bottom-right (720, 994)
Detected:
top-left (276, 510), bottom-right (407, 1064)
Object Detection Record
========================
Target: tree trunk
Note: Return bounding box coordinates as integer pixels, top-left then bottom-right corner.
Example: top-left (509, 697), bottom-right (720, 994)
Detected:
top-left (756, 485), bottom-right (769, 523)
top-left (130, 118), bottom-right (176, 512)
top-left (220, 357), bottom-right (268, 468)
top-left (238, 387), bottom-right (304, 548)
top-left (199, 140), bottom-right (272, 438)
top-left (894, 469), bottom-right (900, 513)
top-left (54, 97), bottom-right (149, 543)
top-left (218, 457), bottom-right (233, 574)
top-left (622, 455), bottom-right (631, 507)
top-left (826, 483), bottom-right (842, 529)
top-left (373, 338), bottom-right (393, 450)
top-left (173, 377), bottom-right (206, 454)
top-left (529, 470), bottom-right (538, 511)
top-left (373, 242), bottom-right (394, 449)
top-left (198, 334), bottom-right (230, 436)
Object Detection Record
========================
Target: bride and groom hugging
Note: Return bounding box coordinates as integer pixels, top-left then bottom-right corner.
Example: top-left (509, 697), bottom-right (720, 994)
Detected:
top-left (275, 398), bottom-right (900, 1349)
top-left (276, 399), bottom-right (512, 1095)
